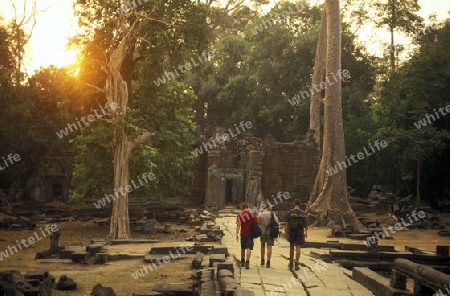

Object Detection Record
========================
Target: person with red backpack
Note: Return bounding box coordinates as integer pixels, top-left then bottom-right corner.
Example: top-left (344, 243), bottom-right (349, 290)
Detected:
top-left (236, 202), bottom-right (260, 269)
top-left (285, 199), bottom-right (307, 270)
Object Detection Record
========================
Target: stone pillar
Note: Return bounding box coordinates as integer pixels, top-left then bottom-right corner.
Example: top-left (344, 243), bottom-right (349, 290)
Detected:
top-left (390, 270), bottom-right (407, 290)
top-left (50, 230), bottom-right (60, 254)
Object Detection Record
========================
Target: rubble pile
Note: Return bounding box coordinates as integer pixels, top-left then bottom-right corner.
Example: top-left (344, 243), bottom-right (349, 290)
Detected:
top-left (0, 270), bottom-right (54, 296)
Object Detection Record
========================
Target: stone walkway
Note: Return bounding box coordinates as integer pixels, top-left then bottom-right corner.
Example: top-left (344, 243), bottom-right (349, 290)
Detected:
top-left (217, 213), bottom-right (375, 296)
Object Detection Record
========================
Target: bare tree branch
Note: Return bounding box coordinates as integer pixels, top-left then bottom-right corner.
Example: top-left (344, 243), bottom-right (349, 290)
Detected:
top-left (133, 131), bottom-right (155, 145)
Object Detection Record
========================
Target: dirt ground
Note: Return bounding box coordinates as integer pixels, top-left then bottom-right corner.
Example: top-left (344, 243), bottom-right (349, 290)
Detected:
top-left (0, 212), bottom-right (449, 295)
top-left (0, 217), bottom-right (199, 296)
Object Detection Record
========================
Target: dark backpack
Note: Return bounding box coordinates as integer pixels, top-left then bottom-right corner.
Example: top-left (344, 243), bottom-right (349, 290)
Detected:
top-left (289, 209), bottom-right (307, 229)
top-left (250, 212), bottom-right (261, 238)
top-left (269, 212), bottom-right (279, 238)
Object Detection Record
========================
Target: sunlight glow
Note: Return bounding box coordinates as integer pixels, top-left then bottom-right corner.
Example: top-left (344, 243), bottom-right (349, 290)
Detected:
top-left (0, 0), bottom-right (449, 75)
top-left (0, 0), bottom-right (79, 74)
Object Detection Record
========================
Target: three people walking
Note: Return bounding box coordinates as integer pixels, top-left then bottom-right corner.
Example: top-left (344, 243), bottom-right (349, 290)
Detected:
top-left (236, 198), bottom-right (307, 270)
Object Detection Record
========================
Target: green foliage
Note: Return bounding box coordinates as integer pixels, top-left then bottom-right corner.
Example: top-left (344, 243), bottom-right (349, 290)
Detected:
top-left (205, 2), bottom-right (376, 142)
top-left (68, 0), bottom-right (202, 201)
top-left (365, 20), bottom-right (450, 205)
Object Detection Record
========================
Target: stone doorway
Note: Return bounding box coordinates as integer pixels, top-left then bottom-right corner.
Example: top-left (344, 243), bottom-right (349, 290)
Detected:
top-left (225, 179), bottom-right (234, 204)
top-left (205, 168), bottom-right (244, 209)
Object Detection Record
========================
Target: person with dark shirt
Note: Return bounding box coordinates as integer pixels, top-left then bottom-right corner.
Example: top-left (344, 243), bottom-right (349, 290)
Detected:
top-left (236, 202), bottom-right (259, 269)
top-left (285, 199), bottom-right (307, 270)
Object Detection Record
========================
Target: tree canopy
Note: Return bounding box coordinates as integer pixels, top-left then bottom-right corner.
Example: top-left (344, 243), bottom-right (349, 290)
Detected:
top-left (0, 0), bottom-right (449, 214)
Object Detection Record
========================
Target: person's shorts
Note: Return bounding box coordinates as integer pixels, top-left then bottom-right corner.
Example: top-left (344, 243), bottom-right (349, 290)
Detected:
top-left (260, 234), bottom-right (275, 246)
top-left (289, 229), bottom-right (305, 246)
top-left (240, 234), bottom-right (254, 250)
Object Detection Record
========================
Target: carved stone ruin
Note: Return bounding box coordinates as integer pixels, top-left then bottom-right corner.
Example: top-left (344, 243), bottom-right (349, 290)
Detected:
top-left (391, 258), bottom-right (450, 295)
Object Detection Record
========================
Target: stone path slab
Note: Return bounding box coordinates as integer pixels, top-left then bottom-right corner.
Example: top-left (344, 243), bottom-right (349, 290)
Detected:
top-left (217, 216), bottom-right (376, 296)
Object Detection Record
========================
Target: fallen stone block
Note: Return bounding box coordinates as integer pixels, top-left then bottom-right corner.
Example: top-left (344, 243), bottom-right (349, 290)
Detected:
top-left (143, 220), bottom-right (158, 234)
top-left (200, 280), bottom-right (215, 296)
top-left (71, 252), bottom-right (90, 264)
top-left (152, 283), bottom-right (196, 296)
top-left (144, 254), bottom-right (186, 264)
top-left (87, 244), bottom-right (104, 256)
top-left (132, 292), bottom-right (163, 296)
top-left (95, 253), bottom-right (109, 264)
top-left (90, 238), bottom-right (107, 244)
top-left (199, 227), bottom-right (209, 234)
top-left (56, 275), bottom-right (77, 291)
top-left (209, 254), bottom-right (226, 267)
top-left (38, 259), bottom-right (72, 264)
top-left (330, 250), bottom-right (381, 260)
top-left (24, 271), bottom-right (49, 281)
top-left (91, 283), bottom-right (116, 296)
top-left (211, 245), bottom-right (228, 255)
top-left (195, 234), bottom-right (211, 242)
top-left (335, 259), bottom-right (392, 271)
top-left (110, 239), bottom-right (159, 245)
top-left (191, 252), bottom-right (205, 269)
top-left (218, 276), bottom-right (240, 295)
top-left (150, 245), bottom-right (210, 255)
top-left (1, 270), bottom-right (54, 296)
top-left (35, 249), bottom-right (53, 259)
top-left (26, 278), bottom-right (41, 288)
top-left (234, 289), bottom-right (255, 296)
top-left (187, 220), bottom-right (203, 226)
top-left (353, 267), bottom-right (412, 296)
top-left (217, 269), bottom-right (234, 279)
top-left (436, 245), bottom-right (449, 257)
top-left (217, 262), bottom-right (234, 275)
top-left (39, 281), bottom-right (52, 296)
top-left (59, 249), bottom-right (75, 259)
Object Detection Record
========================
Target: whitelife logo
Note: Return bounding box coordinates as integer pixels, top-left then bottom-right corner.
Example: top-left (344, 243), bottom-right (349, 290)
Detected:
top-left (190, 121), bottom-right (253, 157)
top-left (153, 50), bottom-right (215, 87)
top-left (0, 153), bottom-right (21, 171)
top-left (326, 140), bottom-right (388, 176)
top-left (93, 172), bottom-right (155, 209)
top-left (268, 262), bottom-right (329, 295)
top-left (250, 1), bottom-right (308, 35)
top-left (288, 69), bottom-right (350, 106)
top-left (56, 102), bottom-right (118, 139)
top-left (0, 224), bottom-right (59, 261)
top-left (414, 105), bottom-right (450, 129)
top-left (364, 210), bottom-right (426, 246)
top-left (131, 245), bottom-right (193, 279)
top-left (255, 191), bottom-right (291, 213)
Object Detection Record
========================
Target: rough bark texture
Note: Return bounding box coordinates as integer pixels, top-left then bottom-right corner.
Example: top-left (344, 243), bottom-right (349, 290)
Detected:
top-left (309, 8), bottom-right (327, 149)
top-left (306, 0), bottom-right (365, 231)
top-left (105, 10), bottom-right (153, 239)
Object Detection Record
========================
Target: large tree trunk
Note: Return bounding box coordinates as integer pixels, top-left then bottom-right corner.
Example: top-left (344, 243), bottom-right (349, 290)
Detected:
top-left (109, 138), bottom-right (132, 239)
top-left (104, 15), bottom-right (153, 239)
top-left (306, 0), bottom-right (364, 231)
top-left (309, 8), bottom-right (327, 149)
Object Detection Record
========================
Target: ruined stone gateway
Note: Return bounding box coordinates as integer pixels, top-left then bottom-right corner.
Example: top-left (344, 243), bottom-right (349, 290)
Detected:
top-left (188, 127), bottom-right (319, 211)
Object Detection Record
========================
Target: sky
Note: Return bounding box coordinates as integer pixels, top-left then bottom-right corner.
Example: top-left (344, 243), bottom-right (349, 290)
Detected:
top-left (0, 0), bottom-right (449, 74)
top-left (0, 0), bottom-right (79, 73)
